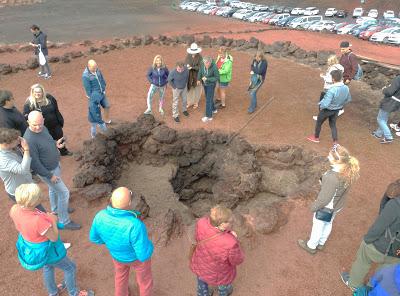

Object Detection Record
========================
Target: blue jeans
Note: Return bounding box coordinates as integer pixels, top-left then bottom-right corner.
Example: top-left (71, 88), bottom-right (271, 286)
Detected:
top-left (374, 109), bottom-right (393, 140)
top-left (203, 84), bottom-right (216, 118)
top-left (90, 122), bottom-right (107, 138)
top-left (197, 277), bottom-right (232, 296)
top-left (39, 164), bottom-right (70, 225)
top-left (248, 81), bottom-right (264, 113)
top-left (43, 256), bottom-right (78, 296)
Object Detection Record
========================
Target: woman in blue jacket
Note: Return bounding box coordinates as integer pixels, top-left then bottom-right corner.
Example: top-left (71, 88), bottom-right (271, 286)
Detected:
top-left (248, 51), bottom-right (268, 114)
top-left (144, 55), bottom-right (169, 116)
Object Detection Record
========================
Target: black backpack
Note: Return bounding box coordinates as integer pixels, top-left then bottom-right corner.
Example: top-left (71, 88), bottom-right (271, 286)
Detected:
top-left (384, 199), bottom-right (400, 258)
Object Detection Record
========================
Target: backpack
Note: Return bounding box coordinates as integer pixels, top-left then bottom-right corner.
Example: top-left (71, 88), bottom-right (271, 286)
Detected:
top-left (384, 199), bottom-right (400, 258)
top-left (348, 53), bottom-right (363, 81)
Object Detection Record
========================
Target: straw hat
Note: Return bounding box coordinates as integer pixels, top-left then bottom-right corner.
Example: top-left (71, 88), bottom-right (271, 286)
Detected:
top-left (187, 43), bottom-right (202, 54)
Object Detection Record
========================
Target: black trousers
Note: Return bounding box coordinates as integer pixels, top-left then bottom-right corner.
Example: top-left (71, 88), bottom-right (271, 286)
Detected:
top-left (314, 109), bottom-right (339, 141)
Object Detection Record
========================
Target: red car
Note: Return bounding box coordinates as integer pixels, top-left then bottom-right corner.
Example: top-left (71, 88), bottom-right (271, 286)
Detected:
top-left (359, 25), bottom-right (387, 40)
top-left (210, 7), bottom-right (221, 15)
top-left (262, 13), bottom-right (276, 24)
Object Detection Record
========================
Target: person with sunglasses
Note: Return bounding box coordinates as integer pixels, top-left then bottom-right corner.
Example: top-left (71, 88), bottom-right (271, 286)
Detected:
top-left (90, 187), bottom-right (154, 296)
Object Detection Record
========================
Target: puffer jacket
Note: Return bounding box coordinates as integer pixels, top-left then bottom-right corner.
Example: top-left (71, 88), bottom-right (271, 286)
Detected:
top-left (146, 67), bottom-right (169, 87)
top-left (319, 82), bottom-right (352, 110)
top-left (190, 217), bottom-right (244, 286)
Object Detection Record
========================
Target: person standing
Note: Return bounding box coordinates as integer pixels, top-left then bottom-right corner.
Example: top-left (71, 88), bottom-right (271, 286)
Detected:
top-left (29, 24), bottom-right (51, 79)
top-left (168, 61), bottom-right (189, 123)
top-left (144, 55), bottom-right (169, 116)
top-left (82, 60), bottom-right (112, 124)
top-left (341, 180), bottom-right (400, 291)
top-left (0, 90), bottom-right (28, 135)
top-left (90, 187), bottom-right (154, 296)
top-left (215, 46), bottom-right (233, 109)
top-left (298, 145), bottom-right (360, 254)
top-left (185, 43), bottom-right (203, 109)
top-left (23, 84), bottom-right (72, 156)
top-left (307, 70), bottom-right (351, 144)
top-left (371, 74), bottom-right (400, 144)
top-left (24, 111), bottom-right (80, 230)
top-left (248, 51), bottom-right (268, 114)
top-left (10, 184), bottom-right (94, 296)
top-left (190, 205), bottom-right (244, 296)
top-left (0, 128), bottom-right (45, 212)
top-left (197, 56), bottom-right (219, 123)
top-left (339, 41), bottom-right (359, 86)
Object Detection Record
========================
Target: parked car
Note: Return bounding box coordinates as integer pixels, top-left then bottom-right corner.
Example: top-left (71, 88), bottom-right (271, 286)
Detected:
top-left (289, 15), bottom-right (323, 28)
top-left (358, 25), bottom-right (385, 40)
top-left (254, 4), bottom-right (269, 11)
top-left (203, 5), bottom-right (218, 14)
top-left (350, 23), bottom-right (375, 37)
top-left (196, 4), bottom-right (212, 13)
top-left (262, 13), bottom-right (277, 24)
top-left (248, 12), bottom-right (270, 22)
top-left (229, 1), bottom-right (242, 8)
top-left (269, 13), bottom-right (290, 25)
top-left (332, 22), bottom-right (349, 33)
top-left (232, 8), bottom-right (251, 19)
top-left (242, 10), bottom-right (258, 21)
top-left (352, 7), bottom-right (363, 18)
top-left (384, 10), bottom-right (395, 19)
top-left (303, 7), bottom-right (319, 16)
top-left (309, 20), bottom-right (336, 31)
top-left (336, 10), bottom-right (348, 18)
top-left (367, 9), bottom-right (379, 18)
top-left (276, 6), bottom-right (285, 14)
top-left (283, 7), bottom-right (293, 13)
top-left (300, 20), bottom-right (320, 30)
top-left (183, 2), bottom-right (202, 11)
top-left (221, 7), bottom-right (238, 17)
top-left (291, 8), bottom-right (304, 15)
top-left (356, 16), bottom-right (377, 25)
top-left (276, 16), bottom-right (298, 27)
top-left (325, 8), bottom-right (338, 17)
top-left (387, 32), bottom-right (400, 45)
top-left (370, 27), bottom-right (400, 42)
top-left (337, 23), bottom-right (360, 34)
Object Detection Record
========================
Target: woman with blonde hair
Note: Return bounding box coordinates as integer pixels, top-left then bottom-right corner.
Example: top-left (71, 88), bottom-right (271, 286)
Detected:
top-left (9, 183), bottom-right (94, 296)
top-left (190, 205), bottom-right (244, 296)
top-left (298, 145), bottom-right (360, 254)
top-left (23, 84), bottom-right (72, 156)
top-left (248, 51), bottom-right (267, 113)
top-left (144, 55), bottom-right (169, 115)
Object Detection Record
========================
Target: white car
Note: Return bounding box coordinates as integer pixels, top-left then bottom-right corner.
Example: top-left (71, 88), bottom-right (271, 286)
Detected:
top-left (309, 20), bottom-right (336, 31)
top-left (215, 6), bottom-right (231, 16)
top-left (229, 1), bottom-right (242, 8)
top-left (232, 9), bottom-right (251, 19)
top-left (202, 5), bottom-right (218, 14)
top-left (370, 27), bottom-right (400, 42)
top-left (303, 7), bottom-right (319, 16)
top-left (384, 10), bottom-right (395, 19)
top-left (325, 8), bottom-right (337, 17)
top-left (248, 12), bottom-right (270, 22)
top-left (291, 8), bottom-right (304, 15)
top-left (186, 2), bottom-right (202, 11)
top-left (269, 13), bottom-right (290, 25)
top-left (356, 16), bottom-right (377, 25)
top-left (337, 24), bottom-right (359, 34)
top-left (367, 9), bottom-right (378, 18)
top-left (352, 7), bottom-right (363, 18)
top-left (387, 32), bottom-right (400, 45)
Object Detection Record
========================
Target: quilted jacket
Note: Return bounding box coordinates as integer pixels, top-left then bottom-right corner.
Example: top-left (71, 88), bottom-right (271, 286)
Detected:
top-left (190, 217), bottom-right (244, 286)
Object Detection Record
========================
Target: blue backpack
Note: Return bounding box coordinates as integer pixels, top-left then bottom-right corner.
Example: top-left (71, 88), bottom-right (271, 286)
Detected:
top-left (353, 64), bottom-right (363, 81)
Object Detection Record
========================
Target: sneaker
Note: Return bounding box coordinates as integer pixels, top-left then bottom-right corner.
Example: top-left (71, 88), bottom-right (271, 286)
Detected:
top-left (213, 109), bottom-right (218, 114)
top-left (105, 120), bottom-right (112, 124)
top-left (338, 109), bottom-right (344, 116)
top-left (144, 109), bottom-right (152, 115)
top-left (61, 150), bottom-right (73, 156)
top-left (316, 244), bottom-right (325, 251)
top-left (312, 116), bottom-right (318, 121)
top-left (43, 74), bottom-right (52, 80)
top-left (202, 117), bottom-right (212, 123)
top-left (182, 111), bottom-right (189, 117)
top-left (77, 289), bottom-right (95, 296)
top-left (380, 138), bottom-right (393, 144)
top-left (306, 135), bottom-right (320, 143)
top-left (63, 242), bottom-right (72, 250)
top-left (37, 72), bottom-right (45, 77)
top-left (340, 272), bottom-right (355, 291)
top-left (396, 132), bottom-right (400, 137)
top-left (297, 239), bottom-right (317, 255)
top-left (174, 116), bottom-right (180, 123)
top-left (159, 107), bottom-right (164, 116)
top-left (390, 123), bottom-right (400, 132)
top-left (63, 221), bottom-right (81, 230)
top-left (371, 132), bottom-right (381, 139)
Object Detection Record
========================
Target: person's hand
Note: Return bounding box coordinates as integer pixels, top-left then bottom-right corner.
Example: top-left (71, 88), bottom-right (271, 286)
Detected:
top-left (230, 231), bottom-right (238, 238)
top-left (19, 137), bottom-right (29, 151)
top-left (86, 95), bottom-right (90, 99)
top-left (187, 64), bottom-right (192, 70)
top-left (202, 77), bottom-right (207, 82)
top-left (56, 138), bottom-right (65, 149)
top-left (320, 73), bottom-right (324, 78)
top-left (250, 71), bottom-right (254, 75)
top-left (47, 213), bottom-right (58, 223)
top-left (344, 79), bottom-right (350, 85)
top-left (197, 81), bottom-right (201, 86)
top-left (50, 175), bottom-right (60, 184)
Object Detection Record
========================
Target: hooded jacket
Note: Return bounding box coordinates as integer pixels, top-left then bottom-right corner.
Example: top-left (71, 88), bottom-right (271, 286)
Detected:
top-left (339, 51), bottom-right (358, 82)
top-left (216, 54), bottom-right (233, 83)
top-left (197, 61), bottom-right (219, 86)
top-left (146, 67), bottom-right (169, 87)
top-left (379, 75), bottom-right (400, 113)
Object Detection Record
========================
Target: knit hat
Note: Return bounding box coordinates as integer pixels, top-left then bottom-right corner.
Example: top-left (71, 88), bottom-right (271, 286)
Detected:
top-left (340, 41), bottom-right (351, 48)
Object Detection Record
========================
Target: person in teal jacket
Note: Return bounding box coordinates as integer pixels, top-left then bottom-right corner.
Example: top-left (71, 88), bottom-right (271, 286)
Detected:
top-left (197, 56), bottom-right (219, 123)
top-left (215, 46), bottom-right (233, 109)
top-left (90, 187), bottom-right (154, 296)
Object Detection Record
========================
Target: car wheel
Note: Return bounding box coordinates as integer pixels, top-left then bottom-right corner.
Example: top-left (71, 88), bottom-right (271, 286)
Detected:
top-left (383, 37), bottom-right (389, 43)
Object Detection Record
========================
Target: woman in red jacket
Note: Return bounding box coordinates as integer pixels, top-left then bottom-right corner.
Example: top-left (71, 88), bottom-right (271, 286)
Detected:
top-left (190, 206), bottom-right (244, 296)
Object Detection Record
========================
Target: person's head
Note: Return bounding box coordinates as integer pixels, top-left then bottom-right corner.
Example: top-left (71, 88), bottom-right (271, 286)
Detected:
top-left (176, 61), bottom-right (185, 73)
top-left (327, 55), bottom-right (339, 67)
top-left (203, 56), bottom-right (212, 69)
top-left (87, 60), bottom-right (98, 73)
top-left (110, 187), bottom-right (133, 210)
top-left (340, 41), bottom-right (351, 54)
top-left (0, 128), bottom-right (20, 150)
top-left (30, 24), bottom-right (40, 35)
top-left (218, 46), bottom-right (228, 57)
top-left (152, 55), bottom-right (165, 68)
top-left (328, 145), bottom-right (360, 185)
top-left (385, 180), bottom-right (400, 199)
top-left (28, 84), bottom-right (49, 107)
top-left (0, 90), bottom-right (15, 109)
top-left (27, 111), bottom-right (44, 133)
top-left (210, 205), bottom-right (233, 231)
top-left (255, 51), bottom-right (264, 62)
top-left (15, 183), bottom-right (42, 209)
top-left (331, 69), bottom-right (343, 83)
top-left (187, 43), bottom-right (202, 57)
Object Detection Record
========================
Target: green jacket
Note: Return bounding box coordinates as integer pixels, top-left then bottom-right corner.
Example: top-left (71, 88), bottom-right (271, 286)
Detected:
top-left (197, 60), bottom-right (219, 86)
top-left (217, 54), bottom-right (233, 83)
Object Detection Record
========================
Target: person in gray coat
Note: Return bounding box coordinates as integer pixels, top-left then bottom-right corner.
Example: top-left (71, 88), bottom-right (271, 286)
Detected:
top-left (29, 24), bottom-right (51, 79)
top-left (168, 61), bottom-right (189, 123)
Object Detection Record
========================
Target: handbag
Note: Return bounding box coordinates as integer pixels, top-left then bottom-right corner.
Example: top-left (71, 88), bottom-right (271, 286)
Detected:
top-left (315, 189), bottom-right (336, 222)
top-left (38, 45), bottom-right (46, 66)
top-left (188, 232), bottom-right (223, 261)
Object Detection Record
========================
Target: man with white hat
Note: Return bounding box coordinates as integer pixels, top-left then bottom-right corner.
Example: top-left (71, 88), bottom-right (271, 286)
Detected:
top-left (185, 43), bottom-right (203, 109)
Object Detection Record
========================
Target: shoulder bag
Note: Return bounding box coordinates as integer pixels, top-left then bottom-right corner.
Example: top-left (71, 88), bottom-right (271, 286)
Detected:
top-left (188, 232), bottom-right (224, 261)
top-left (315, 189), bottom-right (337, 222)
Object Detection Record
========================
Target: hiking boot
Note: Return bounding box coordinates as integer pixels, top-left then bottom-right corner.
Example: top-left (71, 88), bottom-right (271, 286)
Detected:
top-left (338, 109), bottom-right (344, 116)
top-left (297, 239), bottom-right (317, 255)
top-left (380, 138), bottom-right (393, 144)
top-left (340, 272), bottom-right (355, 292)
top-left (182, 111), bottom-right (189, 117)
top-left (371, 132), bottom-right (381, 139)
top-left (174, 116), bottom-right (180, 123)
top-left (316, 244), bottom-right (325, 251)
top-left (390, 123), bottom-right (400, 132)
top-left (144, 109), bottom-right (152, 115)
top-left (213, 109), bottom-right (218, 114)
top-left (306, 135), bottom-right (320, 143)
top-left (63, 221), bottom-right (81, 230)
top-left (43, 74), bottom-right (52, 80)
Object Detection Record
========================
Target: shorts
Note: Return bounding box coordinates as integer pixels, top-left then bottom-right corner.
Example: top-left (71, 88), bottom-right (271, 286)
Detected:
top-left (99, 94), bottom-right (110, 108)
top-left (218, 81), bottom-right (230, 88)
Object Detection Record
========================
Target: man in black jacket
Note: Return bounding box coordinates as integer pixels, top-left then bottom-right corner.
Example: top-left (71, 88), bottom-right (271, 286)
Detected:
top-left (29, 24), bottom-right (51, 79)
top-left (371, 75), bottom-right (400, 144)
top-left (0, 90), bottom-right (27, 135)
top-left (341, 180), bottom-right (400, 290)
